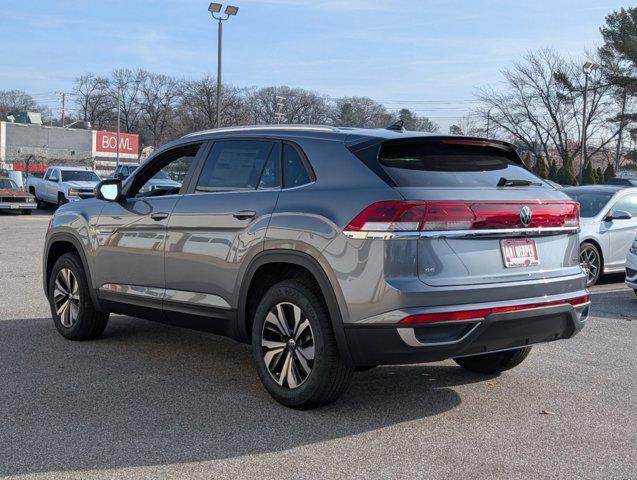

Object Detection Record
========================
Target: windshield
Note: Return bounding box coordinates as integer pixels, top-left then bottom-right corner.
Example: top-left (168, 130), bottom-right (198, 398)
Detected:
top-left (378, 140), bottom-right (546, 188)
top-left (61, 170), bottom-right (101, 182)
top-left (0, 178), bottom-right (18, 189)
top-left (563, 189), bottom-right (614, 217)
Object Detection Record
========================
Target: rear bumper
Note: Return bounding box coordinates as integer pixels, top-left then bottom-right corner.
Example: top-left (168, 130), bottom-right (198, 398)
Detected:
top-left (344, 298), bottom-right (589, 366)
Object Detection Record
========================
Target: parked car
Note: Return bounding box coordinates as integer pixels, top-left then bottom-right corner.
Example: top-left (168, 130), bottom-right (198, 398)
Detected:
top-left (563, 185), bottom-right (637, 286)
top-left (625, 235), bottom-right (637, 295)
top-left (0, 176), bottom-right (36, 214)
top-left (112, 162), bottom-right (182, 193)
top-left (26, 166), bottom-right (101, 207)
top-left (43, 125), bottom-right (589, 408)
top-left (607, 177), bottom-right (637, 187)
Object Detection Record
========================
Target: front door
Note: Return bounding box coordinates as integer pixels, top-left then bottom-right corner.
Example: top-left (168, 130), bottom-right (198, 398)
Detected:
top-left (606, 193), bottom-right (637, 270)
top-left (92, 143), bottom-right (203, 304)
top-left (164, 139), bottom-right (282, 323)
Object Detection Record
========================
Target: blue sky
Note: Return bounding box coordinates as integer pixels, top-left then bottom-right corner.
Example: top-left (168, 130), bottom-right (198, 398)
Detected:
top-left (0, 0), bottom-right (632, 130)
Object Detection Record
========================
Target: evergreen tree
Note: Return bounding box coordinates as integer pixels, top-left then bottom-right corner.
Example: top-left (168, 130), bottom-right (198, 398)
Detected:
top-left (534, 155), bottom-right (548, 178)
top-left (582, 161), bottom-right (596, 184)
top-left (596, 167), bottom-right (604, 184)
top-left (548, 159), bottom-right (559, 182)
top-left (558, 156), bottom-right (578, 185)
top-left (603, 163), bottom-right (616, 183)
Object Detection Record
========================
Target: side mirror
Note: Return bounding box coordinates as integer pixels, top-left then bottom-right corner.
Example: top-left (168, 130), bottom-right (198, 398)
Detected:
top-left (605, 210), bottom-right (632, 221)
top-left (95, 179), bottom-right (122, 201)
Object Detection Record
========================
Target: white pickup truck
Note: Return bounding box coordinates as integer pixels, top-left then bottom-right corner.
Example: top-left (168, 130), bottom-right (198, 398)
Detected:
top-left (26, 166), bottom-right (101, 207)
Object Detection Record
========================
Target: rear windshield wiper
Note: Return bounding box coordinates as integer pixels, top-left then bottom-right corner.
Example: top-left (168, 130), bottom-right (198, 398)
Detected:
top-left (497, 177), bottom-right (542, 187)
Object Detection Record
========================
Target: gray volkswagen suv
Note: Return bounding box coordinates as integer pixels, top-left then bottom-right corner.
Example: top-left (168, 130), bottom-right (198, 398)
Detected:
top-left (43, 125), bottom-right (589, 408)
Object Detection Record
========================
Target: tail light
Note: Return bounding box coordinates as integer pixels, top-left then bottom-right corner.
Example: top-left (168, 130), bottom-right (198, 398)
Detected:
top-left (400, 294), bottom-right (590, 324)
top-left (344, 200), bottom-right (579, 232)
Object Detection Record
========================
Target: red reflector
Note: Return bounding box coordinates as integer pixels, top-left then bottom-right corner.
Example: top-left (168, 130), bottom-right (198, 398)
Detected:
top-left (400, 294), bottom-right (590, 324)
top-left (344, 200), bottom-right (580, 232)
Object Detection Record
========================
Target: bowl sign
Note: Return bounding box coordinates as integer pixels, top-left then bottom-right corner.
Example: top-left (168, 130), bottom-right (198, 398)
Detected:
top-left (93, 131), bottom-right (139, 158)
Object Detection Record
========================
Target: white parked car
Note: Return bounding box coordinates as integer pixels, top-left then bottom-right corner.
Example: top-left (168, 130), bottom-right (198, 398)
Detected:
top-left (625, 236), bottom-right (637, 295)
top-left (563, 185), bottom-right (637, 286)
top-left (26, 166), bottom-right (101, 207)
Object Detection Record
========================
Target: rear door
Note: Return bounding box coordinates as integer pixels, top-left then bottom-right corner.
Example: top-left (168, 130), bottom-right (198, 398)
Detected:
top-left (605, 193), bottom-right (637, 270)
top-left (375, 138), bottom-right (581, 287)
top-left (163, 139), bottom-right (281, 320)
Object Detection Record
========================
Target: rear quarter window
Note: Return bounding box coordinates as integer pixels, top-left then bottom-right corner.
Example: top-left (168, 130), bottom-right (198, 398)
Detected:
top-left (377, 140), bottom-right (545, 188)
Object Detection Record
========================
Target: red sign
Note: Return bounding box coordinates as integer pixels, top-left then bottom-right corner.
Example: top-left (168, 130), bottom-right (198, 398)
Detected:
top-left (94, 130), bottom-right (139, 157)
top-left (12, 163), bottom-right (48, 172)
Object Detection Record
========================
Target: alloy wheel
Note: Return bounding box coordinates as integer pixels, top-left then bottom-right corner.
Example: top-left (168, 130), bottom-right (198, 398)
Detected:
top-left (580, 245), bottom-right (600, 285)
top-left (261, 302), bottom-right (315, 389)
top-left (53, 268), bottom-right (80, 327)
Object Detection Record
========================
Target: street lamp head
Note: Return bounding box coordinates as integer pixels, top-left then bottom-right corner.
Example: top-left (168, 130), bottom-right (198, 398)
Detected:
top-left (583, 62), bottom-right (592, 69)
top-left (225, 5), bottom-right (239, 15)
top-left (208, 3), bottom-right (222, 13)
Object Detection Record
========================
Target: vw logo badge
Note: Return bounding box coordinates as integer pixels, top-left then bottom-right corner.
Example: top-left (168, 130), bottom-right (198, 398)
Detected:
top-left (520, 206), bottom-right (532, 227)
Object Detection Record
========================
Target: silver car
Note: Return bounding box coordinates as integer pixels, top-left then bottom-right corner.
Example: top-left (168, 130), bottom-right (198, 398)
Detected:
top-left (42, 125), bottom-right (589, 408)
top-left (563, 186), bottom-right (637, 286)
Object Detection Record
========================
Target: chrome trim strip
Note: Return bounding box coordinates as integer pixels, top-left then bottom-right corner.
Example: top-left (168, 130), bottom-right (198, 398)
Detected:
top-left (344, 227), bottom-right (579, 240)
top-left (163, 289), bottom-right (231, 309)
top-left (397, 322), bottom-right (481, 347)
top-left (99, 283), bottom-right (231, 309)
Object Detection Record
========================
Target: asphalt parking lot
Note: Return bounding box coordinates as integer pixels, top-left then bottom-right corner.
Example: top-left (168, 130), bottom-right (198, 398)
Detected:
top-left (0, 210), bottom-right (635, 480)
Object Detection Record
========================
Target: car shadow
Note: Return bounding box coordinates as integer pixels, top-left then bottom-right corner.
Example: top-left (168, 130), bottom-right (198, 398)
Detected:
top-left (0, 316), bottom-right (489, 476)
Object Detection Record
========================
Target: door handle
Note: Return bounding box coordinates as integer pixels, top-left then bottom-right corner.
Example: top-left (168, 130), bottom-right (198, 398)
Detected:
top-left (150, 212), bottom-right (169, 221)
top-left (233, 210), bottom-right (256, 220)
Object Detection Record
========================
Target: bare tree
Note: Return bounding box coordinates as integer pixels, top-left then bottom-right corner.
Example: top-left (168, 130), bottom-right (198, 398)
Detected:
top-left (73, 74), bottom-right (114, 129)
top-left (246, 86), bottom-right (331, 125)
top-left (110, 68), bottom-right (145, 133)
top-left (138, 73), bottom-right (180, 147)
top-left (476, 49), bottom-right (619, 170)
top-left (0, 90), bottom-right (39, 119)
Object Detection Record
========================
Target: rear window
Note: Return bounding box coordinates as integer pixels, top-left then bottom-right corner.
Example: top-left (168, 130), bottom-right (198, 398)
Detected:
top-left (377, 140), bottom-right (544, 188)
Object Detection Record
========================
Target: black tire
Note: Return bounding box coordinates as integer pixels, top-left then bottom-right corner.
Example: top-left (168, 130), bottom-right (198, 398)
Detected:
top-left (355, 365), bottom-right (377, 372)
top-left (48, 252), bottom-right (109, 341)
top-left (453, 346), bottom-right (532, 374)
top-left (251, 279), bottom-right (354, 409)
top-left (21, 209), bottom-right (32, 215)
top-left (580, 242), bottom-right (602, 287)
top-left (57, 193), bottom-right (68, 208)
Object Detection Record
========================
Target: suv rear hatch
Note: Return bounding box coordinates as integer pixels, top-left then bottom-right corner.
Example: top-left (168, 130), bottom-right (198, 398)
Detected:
top-left (347, 137), bottom-right (582, 287)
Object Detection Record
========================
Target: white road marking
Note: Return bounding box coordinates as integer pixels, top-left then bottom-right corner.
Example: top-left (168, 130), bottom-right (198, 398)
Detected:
top-left (589, 286), bottom-right (631, 295)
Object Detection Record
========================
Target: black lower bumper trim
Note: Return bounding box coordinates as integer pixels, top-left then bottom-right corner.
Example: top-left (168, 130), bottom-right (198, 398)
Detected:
top-left (345, 304), bottom-right (587, 366)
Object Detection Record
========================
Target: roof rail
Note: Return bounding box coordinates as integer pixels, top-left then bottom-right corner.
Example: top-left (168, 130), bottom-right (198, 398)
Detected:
top-left (182, 124), bottom-right (339, 138)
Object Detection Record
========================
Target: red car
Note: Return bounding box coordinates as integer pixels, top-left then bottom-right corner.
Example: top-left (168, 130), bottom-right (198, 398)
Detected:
top-left (0, 177), bottom-right (37, 215)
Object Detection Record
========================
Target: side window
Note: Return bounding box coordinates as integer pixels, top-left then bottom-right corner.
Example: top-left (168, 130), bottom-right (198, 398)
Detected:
top-left (44, 169), bottom-right (51, 180)
top-left (196, 140), bottom-right (273, 192)
top-left (258, 143), bottom-right (281, 190)
top-left (612, 195), bottom-right (637, 217)
top-left (131, 144), bottom-right (200, 198)
top-left (283, 144), bottom-right (312, 188)
top-left (49, 170), bottom-right (59, 182)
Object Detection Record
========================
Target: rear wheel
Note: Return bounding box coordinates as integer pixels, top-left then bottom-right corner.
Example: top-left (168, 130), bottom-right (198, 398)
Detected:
top-left (453, 347), bottom-right (532, 374)
top-left (251, 279), bottom-right (353, 409)
top-left (580, 242), bottom-right (602, 287)
top-left (48, 252), bottom-right (109, 340)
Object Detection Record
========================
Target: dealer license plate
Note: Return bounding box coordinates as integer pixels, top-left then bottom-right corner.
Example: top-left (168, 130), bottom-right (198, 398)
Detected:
top-left (501, 238), bottom-right (540, 268)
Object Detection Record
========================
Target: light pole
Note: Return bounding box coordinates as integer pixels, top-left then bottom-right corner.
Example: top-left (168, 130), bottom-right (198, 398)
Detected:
top-left (208, 3), bottom-right (239, 129)
top-left (580, 62), bottom-right (599, 178)
top-left (116, 86), bottom-right (121, 169)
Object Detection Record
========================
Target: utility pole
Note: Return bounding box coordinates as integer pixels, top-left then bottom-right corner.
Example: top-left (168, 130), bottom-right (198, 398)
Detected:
top-left (59, 93), bottom-right (66, 127)
top-left (615, 88), bottom-right (627, 171)
top-left (116, 86), bottom-right (121, 169)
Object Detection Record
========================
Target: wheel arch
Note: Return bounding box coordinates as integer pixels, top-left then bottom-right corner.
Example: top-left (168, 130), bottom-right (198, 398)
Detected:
top-left (237, 250), bottom-right (354, 366)
top-left (44, 233), bottom-right (104, 311)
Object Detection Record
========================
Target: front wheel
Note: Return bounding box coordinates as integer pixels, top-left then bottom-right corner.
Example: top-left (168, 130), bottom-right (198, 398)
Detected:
top-left (454, 347), bottom-right (532, 374)
top-left (48, 252), bottom-right (109, 340)
top-left (251, 279), bottom-right (353, 409)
